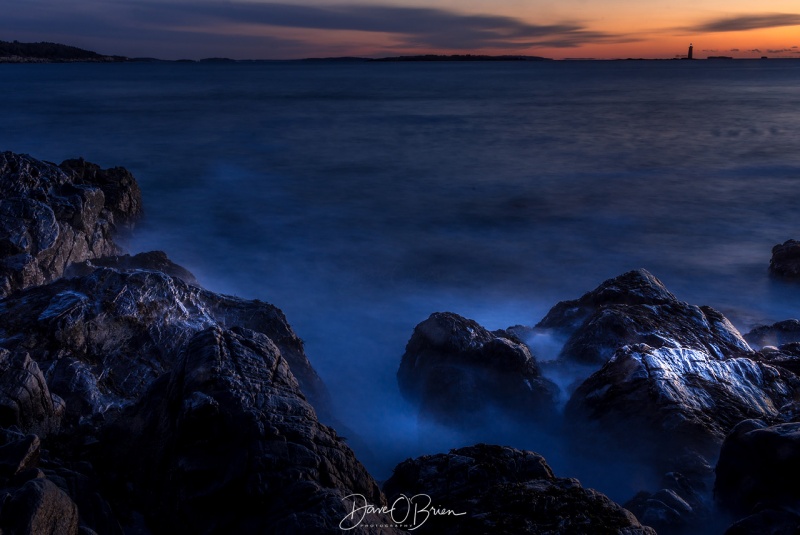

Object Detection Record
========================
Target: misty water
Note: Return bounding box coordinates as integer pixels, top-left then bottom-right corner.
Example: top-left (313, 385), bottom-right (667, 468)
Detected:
top-left (2, 59), bottom-right (800, 501)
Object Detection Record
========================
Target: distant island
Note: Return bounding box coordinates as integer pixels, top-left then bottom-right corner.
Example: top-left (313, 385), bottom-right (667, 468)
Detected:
top-left (370, 54), bottom-right (552, 62)
top-left (0, 39), bottom-right (126, 63)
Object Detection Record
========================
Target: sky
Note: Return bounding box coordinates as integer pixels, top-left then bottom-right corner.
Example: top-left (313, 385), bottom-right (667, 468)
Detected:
top-left (4, 0), bottom-right (800, 60)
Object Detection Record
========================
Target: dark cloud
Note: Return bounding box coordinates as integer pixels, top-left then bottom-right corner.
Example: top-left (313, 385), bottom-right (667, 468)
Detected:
top-left (3, 0), bottom-right (629, 58)
top-left (686, 13), bottom-right (800, 33)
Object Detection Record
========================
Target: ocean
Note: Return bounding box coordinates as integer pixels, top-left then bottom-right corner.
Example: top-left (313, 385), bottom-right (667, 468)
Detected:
top-left (2, 59), bottom-right (800, 495)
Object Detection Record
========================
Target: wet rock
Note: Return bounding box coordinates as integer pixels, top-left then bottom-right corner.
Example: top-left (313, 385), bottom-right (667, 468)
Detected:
top-left (567, 343), bottom-right (799, 462)
top-left (0, 265), bottom-right (331, 428)
top-left (715, 419), bottom-right (800, 516)
top-left (101, 326), bottom-right (399, 534)
top-left (769, 239), bottom-right (800, 279)
top-left (0, 349), bottom-right (63, 436)
top-left (59, 158), bottom-right (142, 226)
top-left (397, 312), bottom-right (558, 426)
top-left (66, 250), bottom-right (198, 285)
top-left (0, 151), bottom-right (141, 298)
top-left (383, 444), bottom-right (655, 534)
top-left (753, 343), bottom-right (800, 376)
top-left (746, 320), bottom-right (800, 349)
top-left (537, 269), bottom-right (751, 366)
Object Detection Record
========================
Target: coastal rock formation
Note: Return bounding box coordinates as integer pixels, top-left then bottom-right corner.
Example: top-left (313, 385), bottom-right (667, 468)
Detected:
top-left (100, 326), bottom-right (398, 534)
top-left (537, 269), bottom-right (751, 366)
top-left (383, 444), bottom-right (656, 534)
top-left (566, 343), bottom-right (798, 461)
top-left (715, 420), bottom-right (800, 524)
top-left (745, 319), bottom-right (800, 349)
top-left (769, 239), bottom-right (800, 279)
top-left (0, 264), bottom-right (331, 428)
top-left (0, 349), bottom-right (64, 436)
top-left (0, 151), bottom-right (141, 298)
top-left (397, 312), bottom-right (557, 426)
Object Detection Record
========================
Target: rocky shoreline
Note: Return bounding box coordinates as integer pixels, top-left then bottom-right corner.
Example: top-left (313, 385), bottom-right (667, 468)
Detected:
top-left (1, 151), bottom-right (799, 534)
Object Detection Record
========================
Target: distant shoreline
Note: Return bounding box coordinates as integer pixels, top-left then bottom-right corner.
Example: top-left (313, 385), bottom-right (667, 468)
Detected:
top-left (2, 39), bottom-right (798, 63)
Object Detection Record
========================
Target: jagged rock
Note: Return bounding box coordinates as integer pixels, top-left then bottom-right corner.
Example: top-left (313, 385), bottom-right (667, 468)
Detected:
top-left (100, 326), bottom-right (400, 535)
top-left (746, 320), bottom-right (800, 349)
top-left (0, 264), bottom-right (331, 428)
top-left (567, 343), bottom-right (799, 462)
top-left (0, 477), bottom-right (80, 535)
top-left (624, 470), bottom-right (712, 533)
top-left (0, 151), bottom-right (141, 297)
top-left (397, 312), bottom-right (557, 426)
top-left (715, 419), bottom-right (800, 516)
top-left (0, 349), bottom-right (63, 436)
top-left (59, 158), bottom-right (142, 226)
top-left (769, 240), bottom-right (800, 279)
top-left (383, 444), bottom-right (656, 534)
top-left (753, 343), bottom-right (800, 376)
top-left (537, 269), bottom-right (751, 366)
top-left (66, 250), bottom-right (198, 285)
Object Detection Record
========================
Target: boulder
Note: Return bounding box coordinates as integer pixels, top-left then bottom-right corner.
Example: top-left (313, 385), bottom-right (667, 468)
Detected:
top-left (0, 477), bottom-right (80, 535)
top-left (100, 326), bottom-right (400, 534)
top-left (0, 349), bottom-right (63, 436)
top-left (0, 151), bottom-right (141, 297)
top-left (769, 240), bottom-right (800, 279)
top-left (0, 264), bottom-right (331, 428)
top-left (746, 320), bottom-right (800, 349)
top-left (537, 269), bottom-right (751, 366)
top-left (397, 312), bottom-right (557, 426)
top-left (567, 344), bottom-right (799, 463)
top-left (383, 444), bottom-right (656, 534)
top-left (715, 419), bottom-right (800, 516)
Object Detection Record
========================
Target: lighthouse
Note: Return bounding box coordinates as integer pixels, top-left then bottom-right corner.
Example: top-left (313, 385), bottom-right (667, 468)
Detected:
top-left (688, 43), bottom-right (694, 60)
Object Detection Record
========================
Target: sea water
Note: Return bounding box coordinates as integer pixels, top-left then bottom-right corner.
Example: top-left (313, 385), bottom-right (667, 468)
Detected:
top-left (2, 59), bottom-right (800, 494)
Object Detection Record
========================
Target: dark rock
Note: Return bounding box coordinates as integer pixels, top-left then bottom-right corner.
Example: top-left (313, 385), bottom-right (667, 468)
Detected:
top-left (538, 269), bottom-right (751, 366)
top-left (0, 434), bottom-right (41, 478)
top-left (567, 343), bottom-right (799, 462)
top-left (624, 470), bottom-right (712, 533)
top-left (769, 240), bottom-right (800, 279)
top-left (724, 509), bottom-right (800, 535)
top-left (397, 312), bottom-right (557, 426)
top-left (0, 265), bottom-right (331, 428)
top-left (753, 343), bottom-right (800, 376)
top-left (0, 477), bottom-right (80, 535)
top-left (101, 326), bottom-right (400, 534)
top-left (0, 349), bottom-right (63, 436)
top-left (383, 444), bottom-right (655, 534)
top-left (715, 419), bottom-right (800, 516)
top-left (537, 268), bottom-right (678, 333)
top-left (746, 320), bottom-right (800, 349)
top-left (0, 152), bottom-right (141, 297)
top-left (59, 158), bottom-right (142, 226)
top-left (66, 250), bottom-right (198, 285)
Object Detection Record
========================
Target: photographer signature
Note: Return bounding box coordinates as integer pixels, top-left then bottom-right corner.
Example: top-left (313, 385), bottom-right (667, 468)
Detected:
top-left (340, 493), bottom-right (466, 531)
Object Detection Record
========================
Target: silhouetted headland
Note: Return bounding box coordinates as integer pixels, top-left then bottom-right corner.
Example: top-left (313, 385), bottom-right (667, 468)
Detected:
top-left (0, 39), bottom-right (126, 63)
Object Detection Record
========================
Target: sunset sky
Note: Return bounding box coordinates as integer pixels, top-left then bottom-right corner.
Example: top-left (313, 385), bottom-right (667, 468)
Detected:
top-left (4, 0), bottom-right (800, 60)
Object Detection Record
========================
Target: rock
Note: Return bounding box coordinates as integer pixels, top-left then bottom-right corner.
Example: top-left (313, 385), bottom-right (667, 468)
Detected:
top-left (746, 320), bottom-right (800, 349)
top-left (383, 444), bottom-right (656, 534)
top-left (723, 509), bottom-right (800, 534)
top-left (715, 419), bottom-right (800, 516)
top-left (0, 264), bottom-right (331, 428)
top-left (624, 471), bottom-right (712, 533)
top-left (59, 158), bottom-right (142, 226)
top-left (66, 250), bottom-right (198, 285)
top-left (0, 434), bottom-right (41, 478)
top-left (0, 151), bottom-right (141, 298)
top-left (0, 478), bottom-right (80, 535)
top-left (397, 312), bottom-right (557, 426)
top-left (567, 344), bottom-right (799, 463)
top-left (100, 326), bottom-right (400, 534)
top-left (537, 269), bottom-right (751, 366)
top-left (753, 343), bottom-right (800, 376)
top-left (0, 349), bottom-right (63, 436)
top-left (769, 240), bottom-right (800, 279)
